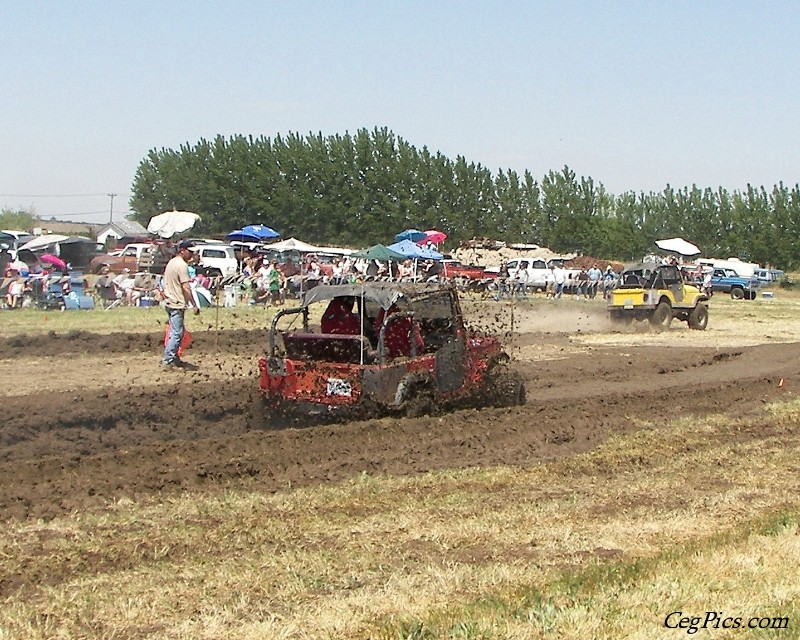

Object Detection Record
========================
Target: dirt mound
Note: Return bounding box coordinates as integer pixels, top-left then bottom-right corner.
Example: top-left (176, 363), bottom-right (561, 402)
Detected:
top-left (564, 256), bottom-right (624, 272)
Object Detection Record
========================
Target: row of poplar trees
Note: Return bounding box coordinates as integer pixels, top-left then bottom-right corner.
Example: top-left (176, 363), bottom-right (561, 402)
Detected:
top-left (129, 127), bottom-right (800, 268)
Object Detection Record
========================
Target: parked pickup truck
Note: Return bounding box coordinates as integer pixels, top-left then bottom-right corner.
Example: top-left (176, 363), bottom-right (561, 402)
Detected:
top-left (442, 260), bottom-right (492, 280)
top-left (89, 243), bottom-right (166, 274)
top-left (709, 268), bottom-right (758, 300)
top-left (485, 256), bottom-right (581, 290)
top-left (441, 260), bottom-right (497, 292)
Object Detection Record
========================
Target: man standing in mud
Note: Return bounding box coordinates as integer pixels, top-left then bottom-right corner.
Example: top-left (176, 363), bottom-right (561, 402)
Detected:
top-left (161, 240), bottom-right (200, 369)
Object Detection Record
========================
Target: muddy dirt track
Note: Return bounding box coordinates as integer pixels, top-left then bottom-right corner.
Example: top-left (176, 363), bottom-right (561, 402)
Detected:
top-left (0, 320), bottom-right (798, 521)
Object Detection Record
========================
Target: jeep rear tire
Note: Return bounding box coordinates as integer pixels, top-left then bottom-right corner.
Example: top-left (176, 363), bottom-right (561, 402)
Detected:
top-left (403, 387), bottom-right (435, 418)
top-left (730, 287), bottom-right (744, 300)
top-left (649, 301), bottom-right (673, 330)
top-left (397, 378), bottom-right (436, 418)
top-left (483, 363), bottom-right (526, 408)
top-left (688, 303), bottom-right (708, 330)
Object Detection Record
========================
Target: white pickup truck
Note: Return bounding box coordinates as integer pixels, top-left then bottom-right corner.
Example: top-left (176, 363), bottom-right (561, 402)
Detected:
top-left (486, 256), bottom-right (581, 290)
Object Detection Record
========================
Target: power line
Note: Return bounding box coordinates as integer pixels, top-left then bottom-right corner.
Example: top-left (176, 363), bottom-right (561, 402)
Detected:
top-left (40, 210), bottom-right (119, 218)
top-left (0, 192), bottom-right (130, 198)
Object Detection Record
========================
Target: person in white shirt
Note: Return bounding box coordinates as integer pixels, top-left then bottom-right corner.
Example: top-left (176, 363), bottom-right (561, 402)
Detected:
top-left (603, 266), bottom-right (617, 299)
top-left (543, 266), bottom-right (555, 298)
top-left (702, 268), bottom-right (713, 296)
top-left (112, 268), bottom-right (140, 306)
top-left (332, 258), bottom-right (344, 284)
top-left (553, 266), bottom-right (567, 298)
top-left (512, 266), bottom-right (529, 300)
top-left (398, 259), bottom-right (413, 280)
top-left (256, 259), bottom-right (271, 288)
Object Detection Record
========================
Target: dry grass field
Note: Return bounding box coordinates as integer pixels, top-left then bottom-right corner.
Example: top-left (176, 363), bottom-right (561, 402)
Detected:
top-left (1, 289), bottom-right (800, 639)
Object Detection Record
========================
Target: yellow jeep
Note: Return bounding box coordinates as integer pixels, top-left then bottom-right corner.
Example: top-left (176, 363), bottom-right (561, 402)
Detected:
top-left (608, 263), bottom-right (709, 330)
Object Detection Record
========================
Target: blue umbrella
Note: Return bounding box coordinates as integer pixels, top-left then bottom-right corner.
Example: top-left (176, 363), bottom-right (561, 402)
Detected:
top-left (226, 224), bottom-right (280, 242)
top-left (394, 229), bottom-right (427, 243)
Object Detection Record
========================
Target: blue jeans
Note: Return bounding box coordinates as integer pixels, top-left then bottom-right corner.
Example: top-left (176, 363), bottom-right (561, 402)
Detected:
top-left (493, 279), bottom-right (510, 301)
top-left (163, 307), bottom-right (185, 364)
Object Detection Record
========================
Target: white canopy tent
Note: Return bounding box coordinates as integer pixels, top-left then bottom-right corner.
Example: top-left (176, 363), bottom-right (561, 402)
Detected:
top-left (267, 237), bottom-right (321, 253)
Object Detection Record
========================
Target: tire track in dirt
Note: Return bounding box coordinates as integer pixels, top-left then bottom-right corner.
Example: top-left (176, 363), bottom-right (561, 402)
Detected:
top-left (1, 339), bottom-right (797, 521)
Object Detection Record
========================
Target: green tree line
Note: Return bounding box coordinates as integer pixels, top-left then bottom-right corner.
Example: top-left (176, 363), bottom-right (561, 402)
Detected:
top-left (0, 208), bottom-right (38, 232)
top-left (129, 128), bottom-right (799, 268)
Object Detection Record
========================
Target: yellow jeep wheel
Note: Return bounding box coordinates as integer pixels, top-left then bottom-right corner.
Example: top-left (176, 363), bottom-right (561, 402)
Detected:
top-left (688, 303), bottom-right (709, 330)
top-left (649, 301), bottom-right (672, 330)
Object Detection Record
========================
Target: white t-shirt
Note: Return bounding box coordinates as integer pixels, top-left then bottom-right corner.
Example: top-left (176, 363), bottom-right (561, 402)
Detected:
top-left (256, 265), bottom-right (271, 288)
top-left (113, 274), bottom-right (135, 291)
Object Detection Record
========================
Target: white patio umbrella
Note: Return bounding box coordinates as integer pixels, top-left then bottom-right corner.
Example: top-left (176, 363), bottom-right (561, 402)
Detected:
top-left (19, 234), bottom-right (71, 251)
top-left (655, 237), bottom-right (701, 256)
top-left (147, 209), bottom-right (201, 238)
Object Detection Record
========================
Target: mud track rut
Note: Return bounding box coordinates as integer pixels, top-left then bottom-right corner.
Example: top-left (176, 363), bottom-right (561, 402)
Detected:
top-left (0, 329), bottom-right (797, 521)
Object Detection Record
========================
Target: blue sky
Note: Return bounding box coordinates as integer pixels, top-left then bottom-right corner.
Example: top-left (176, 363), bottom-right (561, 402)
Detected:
top-left (2, 1), bottom-right (798, 225)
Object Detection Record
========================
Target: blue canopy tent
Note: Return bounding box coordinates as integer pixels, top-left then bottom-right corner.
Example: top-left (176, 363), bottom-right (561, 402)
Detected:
top-left (387, 240), bottom-right (443, 280)
top-left (387, 239), bottom-right (443, 260)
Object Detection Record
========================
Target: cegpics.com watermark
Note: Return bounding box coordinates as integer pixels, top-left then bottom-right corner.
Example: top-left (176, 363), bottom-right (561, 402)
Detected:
top-left (665, 611), bottom-right (789, 634)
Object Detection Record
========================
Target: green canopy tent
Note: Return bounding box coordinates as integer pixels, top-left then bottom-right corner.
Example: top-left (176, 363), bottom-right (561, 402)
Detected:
top-left (351, 244), bottom-right (406, 261)
top-left (351, 244), bottom-right (406, 281)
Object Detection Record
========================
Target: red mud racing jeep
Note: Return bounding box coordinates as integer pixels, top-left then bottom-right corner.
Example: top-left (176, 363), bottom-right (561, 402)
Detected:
top-left (259, 282), bottom-right (525, 419)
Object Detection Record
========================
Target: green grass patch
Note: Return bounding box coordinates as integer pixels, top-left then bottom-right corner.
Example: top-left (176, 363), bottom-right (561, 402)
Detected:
top-left (379, 513), bottom-right (800, 639)
top-left (0, 304), bottom-right (282, 337)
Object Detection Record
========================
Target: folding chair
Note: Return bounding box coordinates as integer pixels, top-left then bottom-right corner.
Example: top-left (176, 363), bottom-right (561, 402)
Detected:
top-left (34, 276), bottom-right (66, 310)
top-left (64, 274), bottom-right (95, 310)
top-left (95, 278), bottom-right (122, 310)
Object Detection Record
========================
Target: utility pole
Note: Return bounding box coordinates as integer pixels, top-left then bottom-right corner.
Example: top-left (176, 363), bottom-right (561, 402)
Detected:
top-left (108, 193), bottom-right (117, 223)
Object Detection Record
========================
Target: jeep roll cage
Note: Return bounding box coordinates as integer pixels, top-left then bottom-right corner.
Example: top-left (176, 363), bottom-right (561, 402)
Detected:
top-left (268, 282), bottom-right (462, 365)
